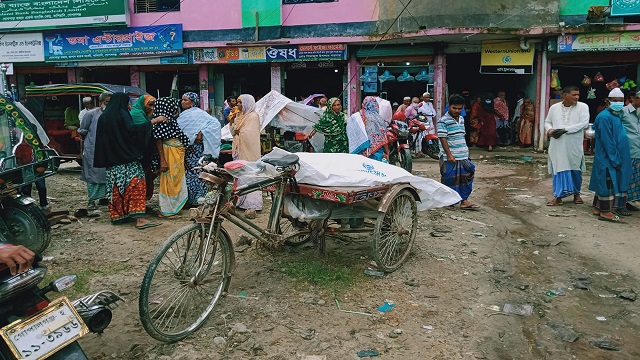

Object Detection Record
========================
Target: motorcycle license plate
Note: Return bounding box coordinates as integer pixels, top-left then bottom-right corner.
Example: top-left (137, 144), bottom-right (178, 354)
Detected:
top-left (1, 297), bottom-right (88, 360)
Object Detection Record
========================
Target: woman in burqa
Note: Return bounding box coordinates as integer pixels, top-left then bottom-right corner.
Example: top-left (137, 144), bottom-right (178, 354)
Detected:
top-left (94, 92), bottom-right (164, 229)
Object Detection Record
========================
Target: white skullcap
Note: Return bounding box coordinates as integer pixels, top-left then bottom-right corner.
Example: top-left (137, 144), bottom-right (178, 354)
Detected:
top-left (403, 96), bottom-right (411, 100)
top-left (608, 88), bottom-right (624, 98)
top-left (82, 97), bottom-right (92, 103)
top-left (423, 92), bottom-right (431, 97)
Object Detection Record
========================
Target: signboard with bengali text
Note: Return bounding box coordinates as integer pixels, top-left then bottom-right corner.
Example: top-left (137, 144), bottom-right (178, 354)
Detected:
top-left (558, 32), bottom-right (640, 52)
top-left (0, 33), bottom-right (44, 62)
top-left (42, 24), bottom-right (182, 62)
top-left (0, 0), bottom-right (128, 31)
top-left (265, 44), bottom-right (346, 62)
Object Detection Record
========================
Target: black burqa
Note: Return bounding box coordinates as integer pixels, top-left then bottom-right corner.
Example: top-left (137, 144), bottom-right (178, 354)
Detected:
top-left (94, 92), bottom-right (151, 168)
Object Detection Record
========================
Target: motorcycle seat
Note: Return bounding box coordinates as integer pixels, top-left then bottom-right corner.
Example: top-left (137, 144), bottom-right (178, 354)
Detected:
top-left (263, 154), bottom-right (299, 167)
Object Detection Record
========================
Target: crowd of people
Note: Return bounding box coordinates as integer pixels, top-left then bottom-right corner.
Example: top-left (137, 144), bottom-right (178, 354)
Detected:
top-left (545, 85), bottom-right (640, 224)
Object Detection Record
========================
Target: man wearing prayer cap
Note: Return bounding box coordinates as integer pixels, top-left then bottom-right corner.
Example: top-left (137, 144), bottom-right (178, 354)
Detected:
top-left (79, 96), bottom-right (95, 128)
top-left (588, 87), bottom-right (632, 222)
top-left (544, 85), bottom-right (590, 207)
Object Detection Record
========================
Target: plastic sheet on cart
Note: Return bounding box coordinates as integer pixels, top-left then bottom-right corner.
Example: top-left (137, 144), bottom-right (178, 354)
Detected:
top-left (262, 148), bottom-right (461, 211)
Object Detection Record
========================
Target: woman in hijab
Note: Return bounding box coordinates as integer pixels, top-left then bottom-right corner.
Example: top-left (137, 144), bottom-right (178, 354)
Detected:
top-left (152, 97), bottom-right (191, 217)
top-left (346, 96), bottom-right (390, 162)
top-left (474, 93), bottom-right (498, 151)
top-left (229, 94), bottom-right (262, 219)
top-left (94, 92), bottom-right (164, 229)
top-left (177, 92), bottom-right (222, 206)
top-left (130, 94), bottom-right (159, 201)
top-left (305, 97), bottom-right (348, 153)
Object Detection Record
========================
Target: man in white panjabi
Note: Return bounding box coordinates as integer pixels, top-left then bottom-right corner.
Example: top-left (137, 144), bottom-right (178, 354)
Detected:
top-left (544, 85), bottom-right (590, 206)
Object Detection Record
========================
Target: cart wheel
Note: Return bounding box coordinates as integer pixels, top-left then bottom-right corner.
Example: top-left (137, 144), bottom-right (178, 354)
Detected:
top-left (139, 223), bottom-right (234, 343)
top-left (280, 218), bottom-right (311, 247)
top-left (372, 190), bottom-right (417, 272)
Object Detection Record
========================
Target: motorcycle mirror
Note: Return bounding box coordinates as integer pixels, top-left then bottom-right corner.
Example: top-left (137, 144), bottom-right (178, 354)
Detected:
top-left (51, 275), bottom-right (77, 292)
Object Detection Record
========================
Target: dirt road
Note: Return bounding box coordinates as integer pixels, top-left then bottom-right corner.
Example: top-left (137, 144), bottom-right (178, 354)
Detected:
top-left (39, 148), bottom-right (640, 359)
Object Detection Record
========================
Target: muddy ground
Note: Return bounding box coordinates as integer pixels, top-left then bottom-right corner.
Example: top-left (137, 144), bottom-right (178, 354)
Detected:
top-left (36, 147), bottom-right (639, 359)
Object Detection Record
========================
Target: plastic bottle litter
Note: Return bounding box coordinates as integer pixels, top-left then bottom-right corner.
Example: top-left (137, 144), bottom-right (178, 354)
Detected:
top-left (364, 267), bottom-right (385, 278)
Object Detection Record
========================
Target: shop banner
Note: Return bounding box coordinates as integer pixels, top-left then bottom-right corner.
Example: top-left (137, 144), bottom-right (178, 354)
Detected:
top-left (0, 0), bottom-right (127, 31)
top-left (557, 32), bottom-right (640, 52)
top-left (191, 47), bottom-right (266, 64)
top-left (265, 44), bottom-right (346, 62)
top-left (42, 24), bottom-right (183, 62)
top-left (0, 33), bottom-right (44, 62)
top-left (611, 0), bottom-right (640, 16)
top-left (480, 41), bottom-right (534, 74)
top-left (160, 53), bottom-right (190, 64)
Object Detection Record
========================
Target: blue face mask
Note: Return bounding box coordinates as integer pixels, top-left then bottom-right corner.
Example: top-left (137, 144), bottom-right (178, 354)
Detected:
top-left (609, 101), bottom-right (624, 111)
top-left (484, 100), bottom-right (492, 104)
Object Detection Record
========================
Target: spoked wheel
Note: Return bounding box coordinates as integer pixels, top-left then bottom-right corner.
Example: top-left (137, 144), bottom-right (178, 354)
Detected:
top-left (139, 223), bottom-right (234, 343)
top-left (280, 218), bottom-right (311, 247)
top-left (1, 201), bottom-right (51, 253)
top-left (372, 190), bottom-right (417, 272)
top-left (399, 147), bottom-right (413, 173)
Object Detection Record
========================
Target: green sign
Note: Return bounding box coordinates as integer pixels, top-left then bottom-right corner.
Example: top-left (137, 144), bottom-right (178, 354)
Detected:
top-left (242, 0), bottom-right (281, 27)
top-left (0, 0), bottom-right (128, 31)
top-left (559, 0), bottom-right (609, 16)
top-left (611, 0), bottom-right (640, 16)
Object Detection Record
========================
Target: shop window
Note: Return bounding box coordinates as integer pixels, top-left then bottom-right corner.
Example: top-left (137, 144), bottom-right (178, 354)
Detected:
top-left (134, 0), bottom-right (180, 13)
top-left (283, 0), bottom-right (336, 4)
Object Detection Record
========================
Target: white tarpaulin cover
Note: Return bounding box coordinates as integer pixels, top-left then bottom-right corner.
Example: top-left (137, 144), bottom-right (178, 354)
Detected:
top-left (220, 91), bottom-right (325, 151)
top-left (262, 148), bottom-right (461, 211)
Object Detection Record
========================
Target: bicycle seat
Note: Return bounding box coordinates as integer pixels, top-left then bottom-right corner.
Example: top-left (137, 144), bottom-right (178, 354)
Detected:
top-left (263, 154), bottom-right (299, 167)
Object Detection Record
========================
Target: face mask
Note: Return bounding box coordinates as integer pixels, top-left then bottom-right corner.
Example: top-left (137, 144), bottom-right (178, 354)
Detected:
top-left (100, 104), bottom-right (107, 110)
top-left (412, 103), bottom-right (419, 108)
top-left (609, 101), bottom-right (624, 111)
top-left (484, 100), bottom-right (492, 104)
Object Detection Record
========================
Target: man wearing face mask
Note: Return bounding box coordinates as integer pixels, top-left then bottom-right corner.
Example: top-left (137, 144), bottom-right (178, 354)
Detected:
top-left (621, 91), bottom-right (640, 211)
top-left (588, 87), bottom-right (632, 222)
top-left (78, 91), bottom-right (112, 214)
top-left (544, 85), bottom-right (590, 207)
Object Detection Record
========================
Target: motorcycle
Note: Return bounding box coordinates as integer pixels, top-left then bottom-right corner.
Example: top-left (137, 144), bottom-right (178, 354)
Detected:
top-left (386, 120), bottom-right (412, 172)
top-left (408, 114), bottom-right (440, 160)
top-left (0, 253), bottom-right (123, 360)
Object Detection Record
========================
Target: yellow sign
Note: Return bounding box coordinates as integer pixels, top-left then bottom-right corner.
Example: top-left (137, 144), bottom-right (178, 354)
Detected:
top-left (480, 41), bottom-right (534, 74)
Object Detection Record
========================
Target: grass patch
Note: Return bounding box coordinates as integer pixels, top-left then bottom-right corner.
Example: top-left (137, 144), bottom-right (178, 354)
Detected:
top-left (280, 255), bottom-right (362, 290)
top-left (40, 262), bottom-right (130, 300)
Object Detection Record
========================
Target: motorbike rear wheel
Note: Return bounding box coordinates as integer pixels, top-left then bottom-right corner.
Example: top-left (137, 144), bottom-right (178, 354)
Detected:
top-left (139, 223), bottom-right (233, 343)
top-left (0, 201), bottom-right (51, 253)
top-left (399, 148), bottom-right (412, 173)
top-left (422, 138), bottom-right (440, 160)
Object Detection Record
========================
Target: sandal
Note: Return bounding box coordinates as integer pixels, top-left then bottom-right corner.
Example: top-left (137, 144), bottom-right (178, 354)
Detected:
top-left (614, 208), bottom-right (632, 216)
top-left (573, 197), bottom-right (584, 204)
top-left (460, 204), bottom-right (480, 210)
top-left (546, 199), bottom-right (563, 206)
top-left (136, 221), bottom-right (162, 230)
top-left (598, 215), bottom-right (625, 223)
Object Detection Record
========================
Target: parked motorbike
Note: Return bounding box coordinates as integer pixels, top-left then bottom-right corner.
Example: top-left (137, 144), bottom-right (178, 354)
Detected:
top-left (386, 120), bottom-right (412, 172)
top-left (408, 114), bottom-right (440, 160)
top-left (0, 255), bottom-right (123, 360)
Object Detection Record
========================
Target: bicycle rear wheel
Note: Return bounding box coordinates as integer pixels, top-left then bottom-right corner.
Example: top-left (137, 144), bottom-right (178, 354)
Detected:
top-left (139, 223), bottom-right (233, 343)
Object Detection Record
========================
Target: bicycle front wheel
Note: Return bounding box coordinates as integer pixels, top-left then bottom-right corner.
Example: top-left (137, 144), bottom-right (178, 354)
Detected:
top-left (139, 223), bottom-right (233, 343)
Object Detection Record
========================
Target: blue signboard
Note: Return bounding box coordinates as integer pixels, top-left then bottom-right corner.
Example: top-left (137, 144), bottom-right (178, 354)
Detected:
top-left (611, 0), bottom-right (640, 16)
top-left (43, 24), bottom-right (183, 62)
top-left (265, 44), bottom-right (346, 62)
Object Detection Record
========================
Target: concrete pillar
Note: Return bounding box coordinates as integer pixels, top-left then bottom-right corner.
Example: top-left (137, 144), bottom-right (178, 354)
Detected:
top-left (130, 66), bottom-right (140, 87)
top-left (537, 49), bottom-right (550, 151)
top-left (66, 68), bottom-right (76, 84)
top-left (433, 50), bottom-right (446, 118)
top-left (199, 64), bottom-right (208, 110)
top-left (270, 63), bottom-right (281, 93)
top-left (348, 55), bottom-right (359, 114)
